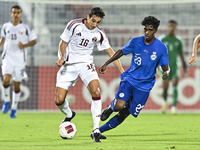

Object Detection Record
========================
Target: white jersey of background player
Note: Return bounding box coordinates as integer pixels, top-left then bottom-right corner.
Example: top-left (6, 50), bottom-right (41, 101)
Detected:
top-left (55, 7), bottom-right (124, 142)
top-left (0, 5), bottom-right (37, 118)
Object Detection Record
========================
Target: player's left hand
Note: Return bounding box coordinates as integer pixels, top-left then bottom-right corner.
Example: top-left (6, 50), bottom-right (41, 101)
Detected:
top-left (99, 64), bottom-right (107, 74)
top-left (18, 42), bottom-right (25, 49)
top-left (189, 55), bottom-right (196, 65)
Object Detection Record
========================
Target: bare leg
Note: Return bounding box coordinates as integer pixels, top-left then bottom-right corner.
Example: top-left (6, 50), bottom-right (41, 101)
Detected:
top-left (55, 87), bottom-right (72, 118)
top-left (162, 80), bottom-right (169, 113)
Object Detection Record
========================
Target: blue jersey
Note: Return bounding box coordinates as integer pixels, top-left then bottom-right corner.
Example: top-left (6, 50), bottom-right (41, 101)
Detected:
top-left (121, 36), bottom-right (169, 92)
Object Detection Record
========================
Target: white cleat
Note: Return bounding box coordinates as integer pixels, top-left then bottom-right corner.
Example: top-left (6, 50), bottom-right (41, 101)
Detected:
top-left (171, 106), bottom-right (177, 115)
top-left (161, 102), bottom-right (168, 113)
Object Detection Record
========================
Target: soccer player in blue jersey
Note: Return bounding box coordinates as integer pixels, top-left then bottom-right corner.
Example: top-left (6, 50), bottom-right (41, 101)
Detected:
top-left (98, 16), bottom-right (170, 135)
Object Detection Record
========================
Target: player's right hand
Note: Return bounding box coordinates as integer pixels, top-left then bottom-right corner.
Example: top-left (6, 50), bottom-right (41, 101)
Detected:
top-left (189, 55), bottom-right (196, 65)
top-left (99, 64), bottom-right (107, 74)
top-left (162, 72), bottom-right (169, 80)
top-left (56, 57), bottom-right (64, 67)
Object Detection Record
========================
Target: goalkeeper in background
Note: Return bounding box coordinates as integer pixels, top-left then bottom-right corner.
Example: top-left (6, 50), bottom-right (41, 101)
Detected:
top-left (159, 20), bottom-right (187, 114)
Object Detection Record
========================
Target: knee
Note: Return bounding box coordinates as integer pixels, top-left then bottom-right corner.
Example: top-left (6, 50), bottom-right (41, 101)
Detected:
top-left (13, 85), bottom-right (20, 92)
top-left (3, 77), bottom-right (11, 87)
top-left (91, 88), bottom-right (100, 97)
top-left (114, 103), bottom-right (125, 111)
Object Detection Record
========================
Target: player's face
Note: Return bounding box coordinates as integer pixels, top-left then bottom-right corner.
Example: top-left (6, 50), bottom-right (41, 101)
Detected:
top-left (167, 23), bottom-right (176, 35)
top-left (144, 25), bottom-right (157, 43)
top-left (86, 15), bottom-right (102, 30)
top-left (10, 8), bottom-right (22, 23)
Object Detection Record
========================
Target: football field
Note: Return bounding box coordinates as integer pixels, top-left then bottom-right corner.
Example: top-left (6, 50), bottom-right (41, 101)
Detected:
top-left (0, 112), bottom-right (199, 150)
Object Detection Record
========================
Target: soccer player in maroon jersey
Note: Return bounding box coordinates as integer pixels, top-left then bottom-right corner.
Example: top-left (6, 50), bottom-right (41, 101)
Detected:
top-left (55, 7), bottom-right (124, 142)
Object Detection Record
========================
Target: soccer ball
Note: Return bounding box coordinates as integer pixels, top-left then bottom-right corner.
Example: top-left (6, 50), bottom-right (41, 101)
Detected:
top-left (58, 122), bottom-right (77, 139)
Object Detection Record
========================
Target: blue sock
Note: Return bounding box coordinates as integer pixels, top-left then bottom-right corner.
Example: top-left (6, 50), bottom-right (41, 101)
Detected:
top-left (99, 115), bottom-right (124, 133)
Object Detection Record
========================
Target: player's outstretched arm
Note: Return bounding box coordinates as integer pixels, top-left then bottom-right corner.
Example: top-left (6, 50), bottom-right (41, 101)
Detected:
top-left (179, 52), bottom-right (187, 76)
top-left (161, 65), bottom-right (170, 80)
top-left (56, 40), bottom-right (67, 67)
top-left (0, 37), bottom-right (5, 48)
top-left (18, 39), bottom-right (37, 49)
top-left (189, 34), bottom-right (200, 65)
top-left (104, 48), bottom-right (124, 74)
top-left (99, 49), bottom-right (123, 74)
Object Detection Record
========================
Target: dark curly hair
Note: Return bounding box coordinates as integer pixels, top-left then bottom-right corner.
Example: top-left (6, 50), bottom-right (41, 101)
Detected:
top-left (11, 5), bottom-right (22, 12)
top-left (89, 7), bottom-right (105, 18)
top-left (141, 16), bottom-right (160, 29)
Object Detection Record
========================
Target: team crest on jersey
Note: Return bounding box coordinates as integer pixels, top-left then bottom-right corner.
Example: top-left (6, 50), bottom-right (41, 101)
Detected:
top-left (92, 37), bottom-right (97, 42)
top-left (150, 52), bottom-right (157, 61)
top-left (18, 31), bottom-right (23, 34)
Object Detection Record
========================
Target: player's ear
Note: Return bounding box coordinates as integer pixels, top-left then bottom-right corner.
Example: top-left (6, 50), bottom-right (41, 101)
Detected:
top-left (154, 28), bottom-right (158, 33)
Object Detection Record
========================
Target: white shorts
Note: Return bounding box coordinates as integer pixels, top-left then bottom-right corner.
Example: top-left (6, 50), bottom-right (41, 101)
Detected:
top-left (56, 62), bottom-right (99, 90)
top-left (1, 62), bottom-right (28, 82)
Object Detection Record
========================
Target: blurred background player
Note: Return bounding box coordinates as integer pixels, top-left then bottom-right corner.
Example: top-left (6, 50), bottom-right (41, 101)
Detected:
top-left (98, 16), bottom-right (170, 135)
top-left (55, 7), bottom-right (124, 142)
top-left (159, 20), bottom-right (187, 114)
top-left (189, 34), bottom-right (200, 64)
top-left (0, 5), bottom-right (37, 118)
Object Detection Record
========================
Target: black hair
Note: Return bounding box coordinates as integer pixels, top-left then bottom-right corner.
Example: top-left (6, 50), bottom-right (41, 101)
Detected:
top-left (11, 5), bottom-right (22, 12)
top-left (141, 16), bottom-right (160, 29)
top-left (168, 20), bottom-right (178, 25)
top-left (89, 7), bottom-right (105, 18)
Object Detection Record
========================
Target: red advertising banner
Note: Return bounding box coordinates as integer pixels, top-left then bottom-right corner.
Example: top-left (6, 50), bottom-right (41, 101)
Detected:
top-left (38, 66), bottom-right (200, 111)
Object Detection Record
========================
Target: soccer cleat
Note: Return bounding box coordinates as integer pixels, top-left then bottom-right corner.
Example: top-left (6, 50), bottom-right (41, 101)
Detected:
top-left (2, 102), bottom-right (10, 114)
top-left (10, 109), bottom-right (16, 119)
top-left (99, 133), bottom-right (107, 139)
top-left (171, 106), bottom-right (177, 115)
top-left (62, 111), bottom-right (76, 123)
top-left (101, 106), bottom-right (113, 121)
top-left (161, 102), bottom-right (167, 114)
top-left (90, 128), bottom-right (105, 143)
top-left (90, 131), bottom-right (106, 140)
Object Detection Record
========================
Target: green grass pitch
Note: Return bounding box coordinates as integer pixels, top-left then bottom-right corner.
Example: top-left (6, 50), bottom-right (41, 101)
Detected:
top-left (0, 112), bottom-right (199, 150)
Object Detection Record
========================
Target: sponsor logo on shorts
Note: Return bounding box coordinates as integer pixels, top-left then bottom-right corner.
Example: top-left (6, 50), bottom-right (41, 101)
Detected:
top-left (119, 93), bottom-right (125, 98)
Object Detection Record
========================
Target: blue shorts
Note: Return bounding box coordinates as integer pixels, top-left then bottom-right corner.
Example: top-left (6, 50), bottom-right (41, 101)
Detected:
top-left (115, 81), bottom-right (150, 117)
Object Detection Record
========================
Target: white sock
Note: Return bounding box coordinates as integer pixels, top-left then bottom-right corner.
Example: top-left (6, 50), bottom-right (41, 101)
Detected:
top-left (11, 91), bottom-right (21, 110)
top-left (57, 100), bottom-right (72, 117)
top-left (91, 100), bottom-right (102, 131)
top-left (3, 86), bottom-right (10, 102)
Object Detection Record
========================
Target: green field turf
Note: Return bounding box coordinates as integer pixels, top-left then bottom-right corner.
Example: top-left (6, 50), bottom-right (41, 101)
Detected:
top-left (0, 112), bottom-right (199, 150)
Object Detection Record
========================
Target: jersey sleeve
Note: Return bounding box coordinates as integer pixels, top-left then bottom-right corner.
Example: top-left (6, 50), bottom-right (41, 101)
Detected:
top-left (60, 20), bottom-right (75, 43)
top-left (97, 31), bottom-right (111, 51)
top-left (1, 24), bottom-right (6, 38)
top-left (28, 29), bottom-right (37, 41)
top-left (121, 38), bottom-right (134, 55)
top-left (25, 24), bottom-right (37, 41)
top-left (159, 44), bottom-right (169, 66)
